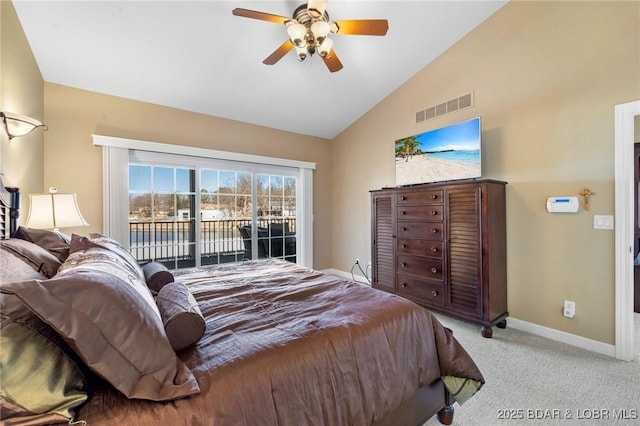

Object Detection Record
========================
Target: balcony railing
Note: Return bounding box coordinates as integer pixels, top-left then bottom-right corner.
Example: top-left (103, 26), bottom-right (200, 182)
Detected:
top-left (129, 218), bottom-right (296, 267)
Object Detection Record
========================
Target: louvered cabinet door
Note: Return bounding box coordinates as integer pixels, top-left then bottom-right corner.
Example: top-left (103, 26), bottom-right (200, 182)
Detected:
top-left (445, 186), bottom-right (482, 317)
top-left (371, 193), bottom-right (395, 292)
top-left (444, 181), bottom-right (508, 338)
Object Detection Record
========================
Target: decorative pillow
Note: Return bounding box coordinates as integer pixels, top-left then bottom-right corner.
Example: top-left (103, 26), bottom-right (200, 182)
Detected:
top-left (88, 232), bottom-right (144, 279)
top-left (143, 261), bottom-right (175, 293)
top-left (14, 226), bottom-right (71, 262)
top-left (0, 239), bottom-right (62, 279)
top-left (67, 233), bottom-right (144, 283)
top-left (0, 309), bottom-right (88, 424)
top-left (1, 247), bottom-right (200, 401)
top-left (156, 282), bottom-right (206, 351)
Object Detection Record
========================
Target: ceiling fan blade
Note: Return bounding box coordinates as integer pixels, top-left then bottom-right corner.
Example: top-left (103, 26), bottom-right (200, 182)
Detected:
top-left (332, 19), bottom-right (389, 36)
top-left (232, 8), bottom-right (291, 25)
top-left (322, 49), bottom-right (343, 73)
top-left (263, 40), bottom-right (295, 65)
top-left (307, 0), bottom-right (328, 18)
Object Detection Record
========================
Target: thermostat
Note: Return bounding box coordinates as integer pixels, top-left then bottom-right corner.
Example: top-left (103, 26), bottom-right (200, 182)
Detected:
top-left (546, 197), bottom-right (579, 213)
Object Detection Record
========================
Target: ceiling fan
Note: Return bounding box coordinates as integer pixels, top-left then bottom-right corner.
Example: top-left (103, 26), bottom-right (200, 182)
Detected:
top-left (232, 0), bottom-right (389, 73)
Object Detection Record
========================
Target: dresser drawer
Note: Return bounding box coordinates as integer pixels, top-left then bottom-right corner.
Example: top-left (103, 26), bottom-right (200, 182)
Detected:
top-left (397, 205), bottom-right (443, 221)
top-left (397, 222), bottom-right (444, 240)
top-left (397, 274), bottom-right (444, 307)
top-left (397, 238), bottom-right (444, 259)
top-left (397, 255), bottom-right (444, 281)
top-left (397, 190), bottom-right (443, 205)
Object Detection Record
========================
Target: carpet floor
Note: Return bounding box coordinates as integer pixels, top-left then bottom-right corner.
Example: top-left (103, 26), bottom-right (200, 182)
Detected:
top-left (423, 313), bottom-right (640, 426)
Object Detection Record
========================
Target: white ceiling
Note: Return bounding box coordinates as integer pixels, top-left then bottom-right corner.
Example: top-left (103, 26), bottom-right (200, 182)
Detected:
top-left (13, 1), bottom-right (506, 139)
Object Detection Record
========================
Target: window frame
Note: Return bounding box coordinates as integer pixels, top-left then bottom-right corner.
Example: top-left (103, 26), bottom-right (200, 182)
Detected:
top-left (94, 135), bottom-right (315, 268)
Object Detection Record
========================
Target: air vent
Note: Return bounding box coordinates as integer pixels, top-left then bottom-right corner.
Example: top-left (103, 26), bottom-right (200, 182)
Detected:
top-left (459, 93), bottom-right (472, 109)
top-left (425, 106), bottom-right (436, 121)
top-left (447, 98), bottom-right (459, 113)
top-left (415, 92), bottom-right (474, 124)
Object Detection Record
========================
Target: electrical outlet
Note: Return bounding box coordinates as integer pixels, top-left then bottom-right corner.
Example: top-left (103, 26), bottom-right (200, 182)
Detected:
top-left (563, 300), bottom-right (576, 318)
top-left (355, 258), bottom-right (360, 265)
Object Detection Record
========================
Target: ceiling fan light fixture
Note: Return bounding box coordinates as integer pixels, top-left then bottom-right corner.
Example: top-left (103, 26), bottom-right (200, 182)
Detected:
top-left (232, 3), bottom-right (388, 73)
top-left (318, 37), bottom-right (333, 58)
top-left (286, 22), bottom-right (308, 47)
top-left (295, 46), bottom-right (308, 62)
top-left (310, 20), bottom-right (330, 44)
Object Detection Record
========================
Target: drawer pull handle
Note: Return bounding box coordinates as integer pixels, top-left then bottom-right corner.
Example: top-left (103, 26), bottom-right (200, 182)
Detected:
top-left (401, 211), bottom-right (406, 215)
top-left (431, 194), bottom-right (437, 199)
top-left (431, 210), bottom-right (438, 216)
top-left (400, 196), bottom-right (406, 201)
top-left (401, 282), bottom-right (408, 288)
top-left (401, 263), bottom-right (407, 268)
top-left (401, 227), bottom-right (407, 231)
top-left (400, 244), bottom-right (406, 248)
top-left (431, 228), bottom-right (438, 233)
top-left (431, 247), bottom-right (438, 253)
top-left (431, 290), bottom-right (439, 297)
top-left (431, 267), bottom-right (438, 274)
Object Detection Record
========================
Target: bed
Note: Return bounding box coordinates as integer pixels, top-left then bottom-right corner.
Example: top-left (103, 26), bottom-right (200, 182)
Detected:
top-left (0, 181), bottom-right (484, 426)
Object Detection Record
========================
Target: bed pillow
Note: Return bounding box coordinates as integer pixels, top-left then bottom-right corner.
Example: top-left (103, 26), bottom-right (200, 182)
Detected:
top-left (155, 282), bottom-right (206, 351)
top-left (0, 245), bottom-right (47, 285)
top-left (14, 226), bottom-right (71, 262)
top-left (143, 261), bottom-right (175, 293)
top-left (0, 302), bottom-right (89, 424)
top-left (0, 238), bottom-right (62, 279)
top-left (1, 246), bottom-right (200, 401)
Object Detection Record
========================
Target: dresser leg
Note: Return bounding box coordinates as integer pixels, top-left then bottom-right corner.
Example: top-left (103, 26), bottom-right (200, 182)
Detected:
top-left (496, 319), bottom-right (507, 329)
top-left (481, 326), bottom-right (493, 338)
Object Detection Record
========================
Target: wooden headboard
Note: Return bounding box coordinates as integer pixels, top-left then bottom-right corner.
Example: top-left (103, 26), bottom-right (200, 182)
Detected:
top-left (0, 175), bottom-right (19, 239)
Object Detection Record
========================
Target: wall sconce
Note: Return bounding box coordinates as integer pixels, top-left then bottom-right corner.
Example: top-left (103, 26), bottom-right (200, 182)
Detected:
top-left (26, 187), bottom-right (88, 231)
top-left (1, 111), bottom-right (48, 140)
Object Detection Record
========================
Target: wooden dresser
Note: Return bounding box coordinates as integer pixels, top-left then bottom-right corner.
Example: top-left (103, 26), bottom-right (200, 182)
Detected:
top-left (371, 179), bottom-right (508, 337)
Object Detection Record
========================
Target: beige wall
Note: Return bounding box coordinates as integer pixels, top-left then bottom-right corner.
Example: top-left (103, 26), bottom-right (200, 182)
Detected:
top-left (0, 0), bottom-right (44, 209)
top-left (43, 84), bottom-right (333, 269)
top-left (331, 1), bottom-right (640, 344)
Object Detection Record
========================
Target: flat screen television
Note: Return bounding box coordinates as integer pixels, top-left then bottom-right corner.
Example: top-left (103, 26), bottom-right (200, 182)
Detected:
top-left (395, 117), bottom-right (481, 186)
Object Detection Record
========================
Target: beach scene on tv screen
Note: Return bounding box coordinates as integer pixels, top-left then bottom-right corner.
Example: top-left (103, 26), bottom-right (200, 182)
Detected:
top-left (395, 117), bottom-right (481, 186)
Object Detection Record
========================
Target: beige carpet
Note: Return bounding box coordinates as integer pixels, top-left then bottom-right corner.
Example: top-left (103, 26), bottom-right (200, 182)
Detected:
top-left (423, 313), bottom-right (640, 425)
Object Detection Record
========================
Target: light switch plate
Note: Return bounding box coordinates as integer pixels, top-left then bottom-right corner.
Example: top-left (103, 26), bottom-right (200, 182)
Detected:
top-left (593, 215), bottom-right (614, 230)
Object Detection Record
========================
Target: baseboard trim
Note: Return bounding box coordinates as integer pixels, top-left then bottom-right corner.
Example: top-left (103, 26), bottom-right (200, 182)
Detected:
top-left (507, 317), bottom-right (616, 358)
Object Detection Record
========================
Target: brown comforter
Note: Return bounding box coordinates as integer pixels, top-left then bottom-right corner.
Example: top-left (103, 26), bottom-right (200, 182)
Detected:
top-left (77, 259), bottom-right (483, 425)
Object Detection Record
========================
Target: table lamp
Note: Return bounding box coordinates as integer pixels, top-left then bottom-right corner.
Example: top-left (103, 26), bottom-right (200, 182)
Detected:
top-left (25, 187), bottom-right (88, 231)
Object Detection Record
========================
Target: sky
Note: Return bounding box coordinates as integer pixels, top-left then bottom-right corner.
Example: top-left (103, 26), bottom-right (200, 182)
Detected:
top-left (414, 117), bottom-right (481, 152)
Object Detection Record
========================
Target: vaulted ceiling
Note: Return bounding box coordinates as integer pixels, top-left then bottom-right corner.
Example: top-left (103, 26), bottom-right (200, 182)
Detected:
top-left (13, 1), bottom-right (507, 139)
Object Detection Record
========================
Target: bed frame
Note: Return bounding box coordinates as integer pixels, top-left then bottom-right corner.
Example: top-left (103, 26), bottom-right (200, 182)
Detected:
top-left (0, 178), bottom-right (455, 425)
top-left (0, 175), bottom-right (19, 239)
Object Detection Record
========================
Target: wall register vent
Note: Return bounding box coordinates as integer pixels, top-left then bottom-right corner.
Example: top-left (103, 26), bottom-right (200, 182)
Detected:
top-left (415, 92), bottom-right (474, 124)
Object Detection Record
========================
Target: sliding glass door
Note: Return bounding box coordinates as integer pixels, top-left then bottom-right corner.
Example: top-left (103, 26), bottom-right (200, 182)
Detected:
top-left (127, 159), bottom-right (298, 268)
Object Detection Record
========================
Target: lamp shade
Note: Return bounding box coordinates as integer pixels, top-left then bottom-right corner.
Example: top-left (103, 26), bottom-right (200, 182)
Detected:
top-left (287, 23), bottom-right (307, 48)
top-left (310, 20), bottom-right (330, 44)
top-left (26, 192), bottom-right (88, 230)
top-left (318, 37), bottom-right (333, 58)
